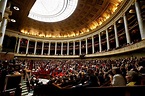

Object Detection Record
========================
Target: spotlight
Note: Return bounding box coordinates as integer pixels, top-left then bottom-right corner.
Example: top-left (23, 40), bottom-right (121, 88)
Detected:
top-left (10, 19), bottom-right (16, 22)
top-left (13, 6), bottom-right (19, 11)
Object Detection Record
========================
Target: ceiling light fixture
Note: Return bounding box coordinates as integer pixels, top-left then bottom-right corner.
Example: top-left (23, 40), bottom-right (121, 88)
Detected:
top-left (13, 6), bottom-right (19, 11)
top-left (129, 9), bottom-right (135, 13)
top-left (118, 19), bottom-right (123, 23)
top-left (10, 19), bottom-right (16, 22)
top-left (109, 27), bottom-right (112, 30)
top-left (28, 0), bottom-right (78, 22)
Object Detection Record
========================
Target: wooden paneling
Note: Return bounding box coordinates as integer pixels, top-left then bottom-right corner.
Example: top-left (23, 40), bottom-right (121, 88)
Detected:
top-left (0, 53), bottom-right (14, 60)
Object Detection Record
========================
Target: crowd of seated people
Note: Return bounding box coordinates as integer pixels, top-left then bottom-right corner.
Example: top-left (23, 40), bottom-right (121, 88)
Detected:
top-left (1, 55), bottom-right (145, 96)
top-left (0, 56), bottom-right (145, 96)
top-left (17, 56), bottom-right (145, 90)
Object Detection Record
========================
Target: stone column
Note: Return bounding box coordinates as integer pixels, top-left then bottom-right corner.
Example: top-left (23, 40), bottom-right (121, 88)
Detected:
top-left (26, 39), bottom-right (29, 54)
top-left (0, 18), bottom-right (7, 51)
top-left (41, 41), bottom-right (44, 55)
top-left (123, 14), bottom-right (131, 44)
top-left (67, 42), bottom-right (69, 55)
top-left (114, 23), bottom-right (119, 48)
top-left (16, 38), bottom-right (21, 53)
top-left (85, 38), bottom-right (88, 54)
top-left (0, 5), bottom-right (11, 51)
top-left (73, 41), bottom-right (75, 55)
top-left (34, 41), bottom-right (37, 55)
top-left (92, 36), bottom-right (94, 54)
top-left (48, 42), bottom-right (51, 55)
top-left (79, 40), bottom-right (81, 55)
top-left (135, 0), bottom-right (145, 40)
top-left (0, 0), bottom-right (8, 22)
top-left (106, 29), bottom-right (110, 50)
top-left (61, 42), bottom-right (63, 55)
top-left (55, 42), bottom-right (57, 55)
top-left (98, 33), bottom-right (102, 52)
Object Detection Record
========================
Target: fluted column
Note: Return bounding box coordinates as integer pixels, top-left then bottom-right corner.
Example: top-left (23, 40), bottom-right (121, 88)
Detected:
top-left (73, 41), bottom-right (75, 55)
top-left (16, 38), bottom-right (21, 53)
top-left (85, 38), bottom-right (88, 54)
top-left (0, 0), bottom-right (8, 22)
top-left (61, 42), bottom-right (63, 55)
top-left (34, 41), bottom-right (37, 55)
top-left (114, 23), bottom-right (119, 48)
top-left (55, 42), bottom-right (57, 55)
top-left (48, 42), bottom-right (51, 55)
top-left (26, 39), bottom-right (29, 54)
top-left (123, 14), bottom-right (131, 44)
top-left (98, 33), bottom-right (102, 52)
top-left (67, 42), bottom-right (69, 55)
top-left (106, 29), bottom-right (110, 50)
top-left (79, 40), bottom-right (81, 55)
top-left (135, 0), bottom-right (145, 40)
top-left (41, 41), bottom-right (44, 55)
top-left (92, 36), bottom-right (94, 54)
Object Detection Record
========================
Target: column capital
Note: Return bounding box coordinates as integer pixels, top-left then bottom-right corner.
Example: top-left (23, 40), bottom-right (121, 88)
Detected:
top-left (0, 0), bottom-right (8, 22)
top-left (18, 37), bottom-right (22, 39)
top-left (92, 35), bottom-right (95, 54)
top-left (113, 21), bottom-right (116, 25)
top-left (4, 8), bottom-right (12, 21)
top-left (0, 44), bottom-right (2, 52)
top-left (122, 13), bottom-right (126, 17)
top-left (98, 32), bottom-right (101, 35)
top-left (134, 0), bottom-right (137, 3)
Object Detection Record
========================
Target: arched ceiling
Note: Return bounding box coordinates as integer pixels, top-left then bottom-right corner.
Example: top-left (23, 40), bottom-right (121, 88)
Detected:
top-left (7, 0), bottom-right (123, 39)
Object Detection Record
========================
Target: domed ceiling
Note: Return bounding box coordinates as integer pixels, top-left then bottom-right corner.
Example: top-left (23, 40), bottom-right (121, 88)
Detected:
top-left (7, 0), bottom-right (123, 39)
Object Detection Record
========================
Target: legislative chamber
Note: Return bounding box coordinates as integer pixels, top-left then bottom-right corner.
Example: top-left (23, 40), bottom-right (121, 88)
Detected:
top-left (0, 0), bottom-right (145, 96)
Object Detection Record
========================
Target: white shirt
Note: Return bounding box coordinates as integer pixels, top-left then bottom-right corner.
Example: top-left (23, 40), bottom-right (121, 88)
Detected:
top-left (112, 74), bottom-right (126, 86)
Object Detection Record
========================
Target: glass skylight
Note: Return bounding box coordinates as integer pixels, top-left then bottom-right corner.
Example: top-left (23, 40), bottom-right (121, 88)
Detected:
top-left (28, 0), bottom-right (78, 22)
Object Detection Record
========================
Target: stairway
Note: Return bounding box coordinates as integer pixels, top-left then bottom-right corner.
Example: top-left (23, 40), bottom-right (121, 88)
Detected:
top-left (21, 81), bottom-right (29, 96)
top-left (21, 80), bottom-right (33, 96)
top-left (21, 70), bottom-right (33, 96)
